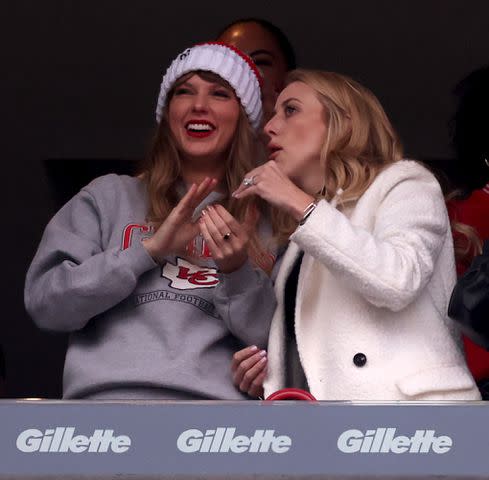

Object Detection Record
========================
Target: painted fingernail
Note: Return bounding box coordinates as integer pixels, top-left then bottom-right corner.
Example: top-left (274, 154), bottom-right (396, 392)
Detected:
top-left (249, 345), bottom-right (258, 351)
top-left (259, 350), bottom-right (267, 357)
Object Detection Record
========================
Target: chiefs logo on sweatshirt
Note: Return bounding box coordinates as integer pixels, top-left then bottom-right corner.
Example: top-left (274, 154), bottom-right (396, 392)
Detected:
top-left (121, 224), bottom-right (219, 290)
top-left (162, 257), bottom-right (219, 290)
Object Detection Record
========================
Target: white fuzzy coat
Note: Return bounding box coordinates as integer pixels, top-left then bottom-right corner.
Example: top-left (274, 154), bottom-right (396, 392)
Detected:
top-left (264, 160), bottom-right (481, 401)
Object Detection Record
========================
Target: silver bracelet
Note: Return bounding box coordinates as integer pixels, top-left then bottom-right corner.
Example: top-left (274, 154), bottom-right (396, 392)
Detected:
top-left (299, 201), bottom-right (317, 225)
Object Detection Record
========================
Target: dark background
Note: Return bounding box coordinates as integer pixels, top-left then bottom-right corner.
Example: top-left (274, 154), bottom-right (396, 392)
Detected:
top-left (1, 0), bottom-right (488, 398)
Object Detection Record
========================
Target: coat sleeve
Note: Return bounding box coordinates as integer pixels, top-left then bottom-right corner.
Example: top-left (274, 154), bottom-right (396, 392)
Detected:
top-left (290, 162), bottom-right (451, 311)
top-left (24, 187), bottom-right (157, 332)
top-left (213, 258), bottom-right (280, 349)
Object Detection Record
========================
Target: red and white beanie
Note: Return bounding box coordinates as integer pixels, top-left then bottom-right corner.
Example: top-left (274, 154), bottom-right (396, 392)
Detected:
top-left (155, 42), bottom-right (263, 129)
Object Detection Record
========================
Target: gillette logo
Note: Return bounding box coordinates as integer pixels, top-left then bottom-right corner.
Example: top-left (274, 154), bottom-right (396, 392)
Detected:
top-left (337, 428), bottom-right (452, 454)
top-left (16, 427), bottom-right (131, 453)
top-left (177, 427), bottom-right (291, 453)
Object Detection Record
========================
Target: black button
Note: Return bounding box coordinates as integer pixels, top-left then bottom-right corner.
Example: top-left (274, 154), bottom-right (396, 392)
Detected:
top-left (353, 353), bottom-right (367, 367)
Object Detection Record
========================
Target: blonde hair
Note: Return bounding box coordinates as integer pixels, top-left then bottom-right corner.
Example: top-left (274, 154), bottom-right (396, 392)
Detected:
top-left (452, 221), bottom-right (483, 264)
top-left (445, 190), bottom-right (483, 267)
top-left (273, 69), bottom-right (404, 243)
top-left (138, 71), bottom-right (273, 272)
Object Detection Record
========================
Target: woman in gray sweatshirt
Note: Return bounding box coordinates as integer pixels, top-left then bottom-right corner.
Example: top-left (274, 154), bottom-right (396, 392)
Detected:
top-left (25, 42), bottom-right (277, 400)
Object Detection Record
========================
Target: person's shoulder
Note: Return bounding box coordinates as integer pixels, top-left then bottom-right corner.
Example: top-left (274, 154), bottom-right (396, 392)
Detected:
top-left (379, 159), bottom-right (437, 183)
top-left (76, 174), bottom-right (145, 213)
top-left (372, 159), bottom-right (442, 196)
top-left (361, 160), bottom-right (449, 230)
top-left (82, 174), bottom-right (144, 198)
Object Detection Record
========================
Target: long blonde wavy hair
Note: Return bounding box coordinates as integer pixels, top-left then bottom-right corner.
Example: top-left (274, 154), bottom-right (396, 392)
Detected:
top-left (138, 71), bottom-right (273, 272)
top-left (273, 69), bottom-right (404, 243)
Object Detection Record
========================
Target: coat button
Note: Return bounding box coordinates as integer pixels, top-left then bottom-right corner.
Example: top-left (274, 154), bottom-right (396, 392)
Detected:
top-left (353, 353), bottom-right (367, 367)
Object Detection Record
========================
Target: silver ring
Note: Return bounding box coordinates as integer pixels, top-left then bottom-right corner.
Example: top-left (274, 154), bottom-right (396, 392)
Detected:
top-left (242, 176), bottom-right (255, 187)
top-left (223, 232), bottom-right (232, 241)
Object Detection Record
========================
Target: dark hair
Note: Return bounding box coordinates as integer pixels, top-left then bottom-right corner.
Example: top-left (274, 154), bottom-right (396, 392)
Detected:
top-left (217, 18), bottom-right (296, 71)
top-left (450, 65), bottom-right (489, 192)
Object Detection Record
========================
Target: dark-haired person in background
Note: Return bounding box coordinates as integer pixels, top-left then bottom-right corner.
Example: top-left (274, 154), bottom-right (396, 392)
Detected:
top-left (447, 65), bottom-right (489, 398)
top-left (218, 18), bottom-right (296, 123)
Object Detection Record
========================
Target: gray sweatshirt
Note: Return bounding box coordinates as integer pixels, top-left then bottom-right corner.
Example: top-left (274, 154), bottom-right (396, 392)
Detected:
top-left (25, 174), bottom-right (276, 400)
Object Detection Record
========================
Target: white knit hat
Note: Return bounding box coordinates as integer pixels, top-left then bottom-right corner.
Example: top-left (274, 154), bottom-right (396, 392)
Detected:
top-left (155, 42), bottom-right (263, 129)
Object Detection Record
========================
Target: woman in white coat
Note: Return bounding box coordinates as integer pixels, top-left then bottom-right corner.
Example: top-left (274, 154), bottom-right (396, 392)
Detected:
top-left (232, 69), bottom-right (481, 401)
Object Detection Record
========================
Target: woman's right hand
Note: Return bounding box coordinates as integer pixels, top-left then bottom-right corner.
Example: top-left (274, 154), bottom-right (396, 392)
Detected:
top-left (143, 177), bottom-right (217, 263)
top-left (232, 160), bottom-right (314, 221)
top-left (231, 346), bottom-right (268, 398)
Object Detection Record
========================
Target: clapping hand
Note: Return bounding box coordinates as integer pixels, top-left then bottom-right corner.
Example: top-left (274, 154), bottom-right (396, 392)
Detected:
top-left (143, 177), bottom-right (217, 263)
top-left (198, 204), bottom-right (258, 274)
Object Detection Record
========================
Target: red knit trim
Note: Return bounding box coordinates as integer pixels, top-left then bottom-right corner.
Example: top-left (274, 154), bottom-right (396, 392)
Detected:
top-left (195, 41), bottom-right (264, 87)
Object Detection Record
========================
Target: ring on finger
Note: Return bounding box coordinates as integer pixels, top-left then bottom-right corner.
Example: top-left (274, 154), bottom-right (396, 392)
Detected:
top-left (223, 232), bottom-right (232, 241)
top-left (242, 175), bottom-right (256, 187)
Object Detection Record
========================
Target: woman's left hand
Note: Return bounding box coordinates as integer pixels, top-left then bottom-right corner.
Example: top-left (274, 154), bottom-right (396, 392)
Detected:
top-left (232, 160), bottom-right (314, 221)
top-left (198, 204), bottom-right (256, 274)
